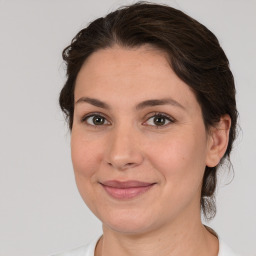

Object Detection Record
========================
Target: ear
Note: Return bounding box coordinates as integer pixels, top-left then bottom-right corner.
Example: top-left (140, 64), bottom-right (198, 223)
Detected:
top-left (206, 115), bottom-right (231, 167)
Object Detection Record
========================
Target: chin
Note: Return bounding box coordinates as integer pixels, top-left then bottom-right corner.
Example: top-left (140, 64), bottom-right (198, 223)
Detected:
top-left (104, 220), bottom-right (153, 235)
top-left (99, 207), bottom-right (159, 235)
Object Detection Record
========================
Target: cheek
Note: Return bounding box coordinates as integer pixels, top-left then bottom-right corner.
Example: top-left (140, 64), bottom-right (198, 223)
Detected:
top-left (70, 131), bottom-right (104, 211)
top-left (71, 130), bottom-right (103, 180)
top-left (145, 130), bottom-right (207, 187)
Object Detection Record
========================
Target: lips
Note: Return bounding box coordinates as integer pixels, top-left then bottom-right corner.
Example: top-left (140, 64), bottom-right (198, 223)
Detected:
top-left (100, 180), bottom-right (156, 200)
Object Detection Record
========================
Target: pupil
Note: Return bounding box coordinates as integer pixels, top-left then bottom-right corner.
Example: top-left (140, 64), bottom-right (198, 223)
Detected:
top-left (93, 116), bottom-right (104, 125)
top-left (154, 116), bottom-right (165, 125)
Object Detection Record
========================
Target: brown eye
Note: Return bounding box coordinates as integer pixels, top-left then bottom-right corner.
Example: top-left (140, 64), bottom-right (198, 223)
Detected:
top-left (83, 114), bottom-right (110, 126)
top-left (144, 113), bottom-right (174, 127)
top-left (153, 116), bottom-right (167, 126)
top-left (92, 116), bottom-right (105, 125)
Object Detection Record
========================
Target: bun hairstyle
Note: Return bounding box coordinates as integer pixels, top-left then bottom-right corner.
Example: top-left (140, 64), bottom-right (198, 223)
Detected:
top-left (60, 1), bottom-right (238, 220)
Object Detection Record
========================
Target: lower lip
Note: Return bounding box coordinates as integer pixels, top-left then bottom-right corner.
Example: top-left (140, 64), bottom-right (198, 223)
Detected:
top-left (101, 184), bottom-right (155, 200)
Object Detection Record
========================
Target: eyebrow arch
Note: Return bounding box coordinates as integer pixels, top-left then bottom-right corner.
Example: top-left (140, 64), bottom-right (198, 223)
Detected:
top-left (75, 97), bottom-right (185, 110)
top-left (75, 97), bottom-right (110, 109)
top-left (136, 98), bottom-right (185, 110)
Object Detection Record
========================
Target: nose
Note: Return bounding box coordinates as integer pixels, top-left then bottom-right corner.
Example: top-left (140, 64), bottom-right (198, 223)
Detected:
top-left (105, 124), bottom-right (144, 170)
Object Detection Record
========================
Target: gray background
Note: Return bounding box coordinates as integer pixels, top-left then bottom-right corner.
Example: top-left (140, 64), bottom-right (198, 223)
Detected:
top-left (0, 0), bottom-right (255, 255)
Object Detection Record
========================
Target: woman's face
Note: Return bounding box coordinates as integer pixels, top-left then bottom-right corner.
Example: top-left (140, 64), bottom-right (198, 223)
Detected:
top-left (71, 45), bottom-right (214, 234)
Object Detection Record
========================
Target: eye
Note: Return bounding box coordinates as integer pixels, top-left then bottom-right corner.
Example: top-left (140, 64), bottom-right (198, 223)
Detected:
top-left (144, 113), bottom-right (174, 127)
top-left (82, 114), bottom-right (110, 126)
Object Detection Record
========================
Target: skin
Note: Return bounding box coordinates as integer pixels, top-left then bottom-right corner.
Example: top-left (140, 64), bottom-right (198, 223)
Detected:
top-left (71, 45), bottom-right (231, 256)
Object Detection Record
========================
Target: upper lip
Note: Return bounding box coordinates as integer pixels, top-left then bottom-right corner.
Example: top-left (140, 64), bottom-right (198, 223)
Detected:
top-left (100, 180), bottom-right (155, 188)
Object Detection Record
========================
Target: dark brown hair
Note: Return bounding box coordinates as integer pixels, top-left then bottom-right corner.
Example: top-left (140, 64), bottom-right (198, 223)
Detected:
top-left (59, 1), bottom-right (237, 220)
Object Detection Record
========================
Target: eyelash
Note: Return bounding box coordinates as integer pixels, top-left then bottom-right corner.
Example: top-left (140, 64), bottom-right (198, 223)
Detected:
top-left (81, 112), bottom-right (110, 128)
top-left (81, 112), bottom-right (175, 128)
top-left (143, 112), bottom-right (175, 128)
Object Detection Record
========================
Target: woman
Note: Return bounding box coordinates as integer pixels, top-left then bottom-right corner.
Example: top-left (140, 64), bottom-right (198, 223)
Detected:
top-left (54, 2), bottom-right (238, 256)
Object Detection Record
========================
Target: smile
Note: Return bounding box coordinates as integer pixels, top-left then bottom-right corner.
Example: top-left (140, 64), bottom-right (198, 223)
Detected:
top-left (100, 180), bottom-right (156, 200)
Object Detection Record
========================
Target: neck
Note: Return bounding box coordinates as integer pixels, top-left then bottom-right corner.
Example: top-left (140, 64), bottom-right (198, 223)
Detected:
top-left (95, 212), bottom-right (218, 256)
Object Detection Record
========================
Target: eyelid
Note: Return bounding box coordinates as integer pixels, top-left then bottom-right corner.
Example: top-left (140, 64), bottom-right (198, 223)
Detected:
top-left (142, 112), bottom-right (175, 127)
top-left (80, 111), bottom-right (175, 128)
top-left (81, 112), bottom-right (111, 126)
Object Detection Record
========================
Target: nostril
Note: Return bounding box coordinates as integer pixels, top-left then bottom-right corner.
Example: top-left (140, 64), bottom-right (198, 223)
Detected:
top-left (123, 162), bottom-right (138, 169)
top-left (105, 142), bottom-right (144, 170)
top-left (106, 161), bottom-right (138, 170)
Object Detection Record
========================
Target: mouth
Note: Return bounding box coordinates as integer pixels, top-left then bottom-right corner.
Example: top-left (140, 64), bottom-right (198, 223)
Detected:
top-left (99, 180), bottom-right (156, 200)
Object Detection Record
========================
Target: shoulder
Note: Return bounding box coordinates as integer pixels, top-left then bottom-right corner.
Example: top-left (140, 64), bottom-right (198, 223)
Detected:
top-left (218, 239), bottom-right (240, 256)
top-left (51, 237), bottom-right (99, 256)
top-left (50, 235), bottom-right (241, 256)
top-left (204, 226), bottom-right (240, 256)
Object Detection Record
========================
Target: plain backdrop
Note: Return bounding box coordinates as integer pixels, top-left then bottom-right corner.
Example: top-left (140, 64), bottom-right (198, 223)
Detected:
top-left (0, 0), bottom-right (255, 255)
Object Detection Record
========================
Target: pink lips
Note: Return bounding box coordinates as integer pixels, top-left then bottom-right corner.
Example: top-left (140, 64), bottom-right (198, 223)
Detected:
top-left (100, 180), bottom-right (155, 200)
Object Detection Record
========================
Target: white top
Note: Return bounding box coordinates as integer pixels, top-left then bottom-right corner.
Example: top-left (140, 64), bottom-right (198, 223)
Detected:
top-left (51, 236), bottom-right (239, 256)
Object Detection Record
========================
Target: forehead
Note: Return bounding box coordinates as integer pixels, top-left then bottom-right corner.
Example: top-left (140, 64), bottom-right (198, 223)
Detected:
top-left (75, 45), bottom-right (198, 110)
top-left (77, 45), bottom-right (170, 82)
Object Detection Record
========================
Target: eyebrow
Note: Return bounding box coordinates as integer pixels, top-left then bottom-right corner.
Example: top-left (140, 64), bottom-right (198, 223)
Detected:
top-left (75, 97), bottom-right (185, 110)
top-left (135, 98), bottom-right (185, 110)
top-left (75, 97), bottom-right (110, 109)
